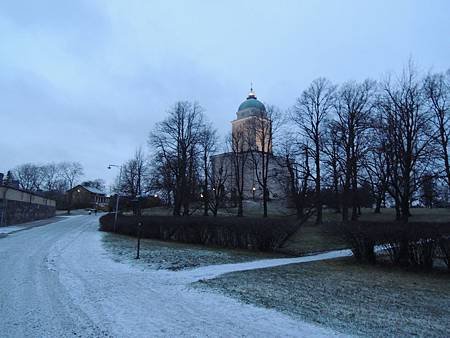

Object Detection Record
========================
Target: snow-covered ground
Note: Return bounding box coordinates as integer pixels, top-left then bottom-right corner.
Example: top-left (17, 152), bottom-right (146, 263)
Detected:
top-left (196, 257), bottom-right (450, 337)
top-left (101, 232), bottom-right (283, 271)
top-left (0, 215), bottom-right (347, 337)
top-left (0, 216), bottom-right (66, 235)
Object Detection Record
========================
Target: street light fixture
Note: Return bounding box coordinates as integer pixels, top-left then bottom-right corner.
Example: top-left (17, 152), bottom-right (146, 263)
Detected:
top-left (108, 164), bottom-right (122, 232)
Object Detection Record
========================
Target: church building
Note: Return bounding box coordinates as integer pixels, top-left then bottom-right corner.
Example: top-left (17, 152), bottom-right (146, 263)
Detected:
top-left (211, 89), bottom-right (288, 201)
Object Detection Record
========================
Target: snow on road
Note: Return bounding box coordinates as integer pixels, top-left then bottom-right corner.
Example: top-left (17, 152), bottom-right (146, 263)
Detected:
top-left (0, 215), bottom-right (348, 337)
top-left (0, 216), bottom-right (68, 235)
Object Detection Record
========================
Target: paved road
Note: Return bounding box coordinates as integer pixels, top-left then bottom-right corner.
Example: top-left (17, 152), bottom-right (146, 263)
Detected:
top-left (0, 215), bottom-right (342, 338)
top-left (0, 216), bottom-right (109, 337)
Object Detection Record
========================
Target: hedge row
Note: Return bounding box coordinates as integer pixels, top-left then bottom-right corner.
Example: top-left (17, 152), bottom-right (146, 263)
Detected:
top-left (341, 221), bottom-right (450, 270)
top-left (99, 213), bottom-right (299, 252)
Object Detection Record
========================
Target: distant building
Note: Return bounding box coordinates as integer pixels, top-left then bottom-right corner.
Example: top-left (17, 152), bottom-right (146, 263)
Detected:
top-left (211, 89), bottom-right (288, 200)
top-left (67, 185), bottom-right (110, 209)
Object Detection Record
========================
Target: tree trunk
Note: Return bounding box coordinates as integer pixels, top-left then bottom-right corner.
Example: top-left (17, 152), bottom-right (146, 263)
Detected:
top-left (237, 197), bottom-right (243, 217)
top-left (374, 196), bottom-right (382, 213)
top-left (263, 188), bottom-right (268, 217)
top-left (315, 143), bottom-right (322, 225)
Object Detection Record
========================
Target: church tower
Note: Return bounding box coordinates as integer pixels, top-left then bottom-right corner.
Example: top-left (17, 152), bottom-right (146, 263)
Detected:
top-left (231, 88), bottom-right (272, 153)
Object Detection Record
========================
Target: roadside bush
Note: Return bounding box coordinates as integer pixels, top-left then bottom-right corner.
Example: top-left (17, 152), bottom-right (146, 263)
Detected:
top-left (99, 214), bottom-right (299, 252)
top-left (341, 221), bottom-right (450, 270)
top-left (437, 237), bottom-right (450, 270)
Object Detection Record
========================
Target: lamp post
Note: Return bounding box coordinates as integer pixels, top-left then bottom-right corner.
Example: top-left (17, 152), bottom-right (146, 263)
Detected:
top-left (108, 164), bottom-right (122, 232)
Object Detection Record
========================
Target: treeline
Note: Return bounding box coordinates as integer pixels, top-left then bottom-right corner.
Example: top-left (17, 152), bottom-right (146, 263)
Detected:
top-left (5, 162), bottom-right (84, 193)
top-left (285, 65), bottom-right (450, 224)
top-left (112, 64), bottom-right (450, 221)
top-left (3, 161), bottom-right (105, 209)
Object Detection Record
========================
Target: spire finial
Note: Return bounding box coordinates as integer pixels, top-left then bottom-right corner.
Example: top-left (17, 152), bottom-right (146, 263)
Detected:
top-left (247, 82), bottom-right (256, 99)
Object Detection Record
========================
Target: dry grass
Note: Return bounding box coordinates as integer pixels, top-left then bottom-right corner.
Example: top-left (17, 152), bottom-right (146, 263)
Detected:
top-left (195, 258), bottom-right (450, 337)
top-left (100, 232), bottom-right (282, 271)
top-left (279, 223), bottom-right (347, 255)
top-left (140, 203), bottom-right (450, 222)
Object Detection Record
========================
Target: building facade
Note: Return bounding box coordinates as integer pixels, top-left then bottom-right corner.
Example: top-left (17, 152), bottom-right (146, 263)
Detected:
top-left (211, 89), bottom-right (288, 200)
top-left (67, 185), bottom-right (110, 210)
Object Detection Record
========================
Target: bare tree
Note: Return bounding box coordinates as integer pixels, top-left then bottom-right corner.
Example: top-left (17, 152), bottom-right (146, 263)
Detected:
top-left (209, 152), bottom-right (229, 216)
top-left (379, 64), bottom-right (434, 222)
top-left (248, 104), bottom-right (281, 217)
top-left (334, 79), bottom-right (376, 221)
top-left (363, 111), bottom-right (389, 213)
top-left (148, 152), bottom-right (175, 206)
top-left (424, 70), bottom-right (450, 190)
top-left (150, 101), bottom-right (204, 216)
top-left (59, 161), bottom-right (84, 214)
top-left (323, 121), bottom-right (343, 213)
top-left (14, 163), bottom-right (43, 191)
top-left (40, 163), bottom-right (61, 192)
top-left (291, 78), bottom-right (335, 224)
top-left (277, 133), bottom-right (314, 219)
top-left (116, 147), bottom-right (148, 199)
top-left (198, 123), bottom-right (217, 216)
top-left (228, 128), bottom-right (250, 217)
top-left (59, 162), bottom-right (84, 190)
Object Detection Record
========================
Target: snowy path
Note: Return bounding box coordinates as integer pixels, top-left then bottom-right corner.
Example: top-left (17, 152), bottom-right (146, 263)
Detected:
top-left (179, 249), bottom-right (353, 283)
top-left (0, 215), bottom-right (348, 337)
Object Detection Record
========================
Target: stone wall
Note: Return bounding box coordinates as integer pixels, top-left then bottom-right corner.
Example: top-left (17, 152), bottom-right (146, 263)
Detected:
top-left (0, 186), bottom-right (56, 226)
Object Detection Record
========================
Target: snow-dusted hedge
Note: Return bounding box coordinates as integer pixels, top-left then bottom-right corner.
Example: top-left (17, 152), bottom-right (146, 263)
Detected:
top-left (99, 214), bottom-right (299, 252)
top-left (341, 221), bottom-right (450, 270)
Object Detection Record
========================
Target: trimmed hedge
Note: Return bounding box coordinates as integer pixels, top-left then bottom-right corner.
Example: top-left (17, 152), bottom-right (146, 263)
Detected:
top-left (99, 213), bottom-right (299, 252)
top-left (341, 221), bottom-right (450, 270)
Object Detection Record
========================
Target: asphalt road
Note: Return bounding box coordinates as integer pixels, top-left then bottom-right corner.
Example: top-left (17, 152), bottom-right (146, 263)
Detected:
top-left (0, 216), bottom-right (109, 337)
top-left (0, 215), bottom-right (340, 338)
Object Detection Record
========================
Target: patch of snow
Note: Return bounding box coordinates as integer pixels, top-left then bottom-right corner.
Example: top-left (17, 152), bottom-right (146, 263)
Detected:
top-left (51, 217), bottom-right (347, 337)
top-left (0, 225), bottom-right (26, 234)
top-left (178, 249), bottom-right (353, 283)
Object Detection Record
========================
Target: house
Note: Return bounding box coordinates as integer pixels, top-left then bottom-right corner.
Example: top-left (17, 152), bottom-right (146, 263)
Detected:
top-left (67, 185), bottom-right (110, 210)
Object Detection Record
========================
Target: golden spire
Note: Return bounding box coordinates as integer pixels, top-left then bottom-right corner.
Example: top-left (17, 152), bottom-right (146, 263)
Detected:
top-left (247, 82), bottom-right (257, 99)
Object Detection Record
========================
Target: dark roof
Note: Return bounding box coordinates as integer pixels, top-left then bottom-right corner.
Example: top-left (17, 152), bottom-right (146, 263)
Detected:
top-left (68, 185), bottom-right (107, 195)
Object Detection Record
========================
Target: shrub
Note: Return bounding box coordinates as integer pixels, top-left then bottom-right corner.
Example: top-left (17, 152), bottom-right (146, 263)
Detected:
top-left (341, 221), bottom-right (450, 270)
top-left (99, 214), bottom-right (299, 252)
top-left (437, 237), bottom-right (450, 270)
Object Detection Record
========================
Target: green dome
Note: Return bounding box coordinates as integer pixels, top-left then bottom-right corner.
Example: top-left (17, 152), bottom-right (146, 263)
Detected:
top-left (236, 90), bottom-right (266, 119)
top-left (238, 97), bottom-right (266, 112)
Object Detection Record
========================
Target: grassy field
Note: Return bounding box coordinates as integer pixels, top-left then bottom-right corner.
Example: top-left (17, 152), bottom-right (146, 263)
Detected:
top-left (139, 203), bottom-right (450, 221)
top-left (194, 258), bottom-right (450, 337)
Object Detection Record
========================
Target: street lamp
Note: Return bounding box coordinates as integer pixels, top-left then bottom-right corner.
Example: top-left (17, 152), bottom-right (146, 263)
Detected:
top-left (108, 164), bottom-right (123, 232)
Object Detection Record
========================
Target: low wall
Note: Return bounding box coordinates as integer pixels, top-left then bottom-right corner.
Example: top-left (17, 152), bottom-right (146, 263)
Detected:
top-left (0, 186), bottom-right (56, 226)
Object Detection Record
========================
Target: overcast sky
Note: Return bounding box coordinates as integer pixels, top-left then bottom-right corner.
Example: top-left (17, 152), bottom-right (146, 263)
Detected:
top-left (1, 0), bottom-right (449, 187)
